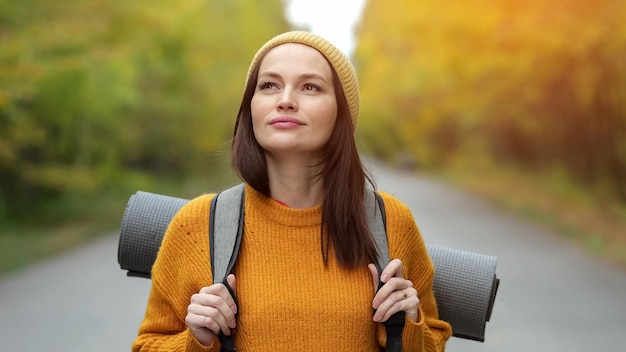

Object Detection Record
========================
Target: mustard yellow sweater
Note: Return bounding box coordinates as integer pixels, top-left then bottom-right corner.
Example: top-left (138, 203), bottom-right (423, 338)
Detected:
top-left (133, 184), bottom-right (452, 351)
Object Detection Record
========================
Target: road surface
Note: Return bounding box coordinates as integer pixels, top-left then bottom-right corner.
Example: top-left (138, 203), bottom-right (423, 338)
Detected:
top-left (1, 161), bottom-right (625, 351)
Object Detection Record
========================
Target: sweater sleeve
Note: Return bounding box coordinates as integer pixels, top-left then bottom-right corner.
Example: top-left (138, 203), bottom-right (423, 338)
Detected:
top-left (132, 194), bottom-right (221, 352)
top-left (377, 192), bottom-right (453, 352)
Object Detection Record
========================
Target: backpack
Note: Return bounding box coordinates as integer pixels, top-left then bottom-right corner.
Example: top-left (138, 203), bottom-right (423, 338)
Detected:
top-left (118, 184), bottom-right (499, 348)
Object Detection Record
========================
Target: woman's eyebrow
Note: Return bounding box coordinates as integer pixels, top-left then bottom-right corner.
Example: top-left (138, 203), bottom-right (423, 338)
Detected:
top-left (258, 71), bottom-right (328, 83)
top-left (257, 71), bottom-right (282, 79)
top-left (299, 73), bottom-right (328, 83)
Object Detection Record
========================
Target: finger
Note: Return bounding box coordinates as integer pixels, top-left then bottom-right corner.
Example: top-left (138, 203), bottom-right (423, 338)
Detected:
top-left (188, 303), bottom-right (233, 336)
top-left (208, 294), bottom-right (237, 330)
top-left (368, 263), bottom-right (379, 293)
top-left (227, 274), bottom-right (237, 292)
top-left (204, 309), bottom-right (233, 336)
top-left (373, 292), bottom-right (394, 323)
top-left (193, 288), bottom-right (237, 329)
top-left (373, 293), bottom-right (413, 323)
top-left (373, 259), bottom-right (403, 306)
top-left (226, 274), bottom-right (238, 314)
top-left (199, 284), bottom-right (237, 316)
top-left (373, 286), bottom-right (417, 322)
top-left (380, 259), bottom-right (403, 283)
top-left (199, 283), bottom-right (230, 295)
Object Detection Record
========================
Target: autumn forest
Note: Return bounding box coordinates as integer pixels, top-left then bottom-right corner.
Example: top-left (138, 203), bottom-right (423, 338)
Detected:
top-left (1, 0), bottom-right (625, 268)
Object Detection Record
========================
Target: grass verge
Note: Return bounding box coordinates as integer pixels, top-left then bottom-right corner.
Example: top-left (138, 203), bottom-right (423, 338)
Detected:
top-left (438, 158), bottom-right (626, 270)
top-left (0, 191), bottom-right (128, 274)
top-left (0, 168), bottom-right (239, 275)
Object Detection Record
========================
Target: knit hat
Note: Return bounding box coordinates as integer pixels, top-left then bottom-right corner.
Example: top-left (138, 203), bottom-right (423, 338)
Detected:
top-left (246, 31), bottom-right (360, 128)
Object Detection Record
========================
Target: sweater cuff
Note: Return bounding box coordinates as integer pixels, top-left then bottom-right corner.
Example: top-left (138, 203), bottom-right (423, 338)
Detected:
top-left (185, 328), bottom-right (219, 352)
top-left (401, 307), bottom-right (426, 350)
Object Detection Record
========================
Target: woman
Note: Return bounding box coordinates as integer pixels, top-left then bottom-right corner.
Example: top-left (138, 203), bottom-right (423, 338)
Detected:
top-left (133, 31), bottom-right (452, 351)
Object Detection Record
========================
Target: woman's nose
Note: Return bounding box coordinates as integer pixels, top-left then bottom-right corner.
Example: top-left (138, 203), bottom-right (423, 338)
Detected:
top-left (276, 89), bottom-right (298, 111)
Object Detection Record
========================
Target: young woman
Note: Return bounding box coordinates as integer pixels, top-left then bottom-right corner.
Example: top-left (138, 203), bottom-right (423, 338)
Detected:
top-left (133, 31), bottom-right (452, 352)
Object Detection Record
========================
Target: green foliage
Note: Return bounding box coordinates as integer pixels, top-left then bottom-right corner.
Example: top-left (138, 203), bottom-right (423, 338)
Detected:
top-left (0, 0), bottom-right (290, 222)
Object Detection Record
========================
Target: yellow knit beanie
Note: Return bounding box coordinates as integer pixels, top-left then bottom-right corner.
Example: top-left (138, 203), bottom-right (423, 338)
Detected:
top-left (246, 31), bottom-right (360, 128)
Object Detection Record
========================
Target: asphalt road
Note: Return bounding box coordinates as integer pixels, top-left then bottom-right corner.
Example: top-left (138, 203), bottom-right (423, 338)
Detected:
top-left (1, 160), bottom-right (625, 351)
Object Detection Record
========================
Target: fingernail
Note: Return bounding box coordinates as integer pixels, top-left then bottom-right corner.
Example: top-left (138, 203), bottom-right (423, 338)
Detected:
top-left (381, 273), bottom-right (390, 282)
top-left (373, 312), bottom-right (381, 322)
top-left (231, 304), bottom-right (238, 314)
top-left (373, 299), bottom-right (380, 309)
top-left (229, 319), bottom-right (236, 329)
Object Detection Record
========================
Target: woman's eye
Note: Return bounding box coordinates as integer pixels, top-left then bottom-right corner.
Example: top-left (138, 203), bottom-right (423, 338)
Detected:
top-left (258, 82), bottom-right (278, 90)
top-left (303, 84), bottom-right (320, 91)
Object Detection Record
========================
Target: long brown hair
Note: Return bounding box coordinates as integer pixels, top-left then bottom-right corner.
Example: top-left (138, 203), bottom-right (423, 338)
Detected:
top-left (231, 58), bottom-right (378, 269)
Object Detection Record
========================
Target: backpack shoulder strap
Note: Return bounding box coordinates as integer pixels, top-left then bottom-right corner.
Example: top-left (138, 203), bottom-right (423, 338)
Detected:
top-left (364, 190), bottom-right (390, 273)
top-left (209, 183), bottom-right (245, 285)
top-left (209, 183), bottom-right (245, 352)
top-left (365, 190), bottom-right (405, 352)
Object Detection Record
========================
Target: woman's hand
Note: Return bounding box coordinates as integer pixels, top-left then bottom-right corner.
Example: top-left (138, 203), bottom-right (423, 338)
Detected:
top-left (185, 274), bottom-right (238, 346)
top-left (369, 259), bottom-right (420, 323)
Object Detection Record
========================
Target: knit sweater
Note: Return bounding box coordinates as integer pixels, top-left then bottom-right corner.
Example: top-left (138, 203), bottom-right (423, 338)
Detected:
top-left (132, 184), bottom-right (452, 351)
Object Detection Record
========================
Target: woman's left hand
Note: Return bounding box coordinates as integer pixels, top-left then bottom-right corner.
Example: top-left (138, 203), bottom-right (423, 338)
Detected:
top-left (368, 259), bottom-right (420, 323)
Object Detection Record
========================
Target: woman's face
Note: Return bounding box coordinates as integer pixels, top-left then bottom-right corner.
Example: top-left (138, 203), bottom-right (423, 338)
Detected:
top-left (250, 43), bottom-right (338, 159)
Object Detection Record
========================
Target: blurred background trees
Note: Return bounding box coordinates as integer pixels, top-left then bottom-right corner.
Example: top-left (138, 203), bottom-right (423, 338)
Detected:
top-left (355, 0), bottom-right (626, 200)
top-left (0, 0), bottom-right (290, 222)
top-left (1, 0), bottom-right (625, 269)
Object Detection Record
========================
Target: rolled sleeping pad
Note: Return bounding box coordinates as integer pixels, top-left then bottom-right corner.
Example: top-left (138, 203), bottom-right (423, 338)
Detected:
top-left (118, 191), bottom-right (499, 342)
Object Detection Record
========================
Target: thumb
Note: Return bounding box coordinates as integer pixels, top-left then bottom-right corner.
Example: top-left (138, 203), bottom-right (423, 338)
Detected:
top-left (226, 274), bottom-right (237, 294)
top-left (368, 263), bottom-right (380, 293)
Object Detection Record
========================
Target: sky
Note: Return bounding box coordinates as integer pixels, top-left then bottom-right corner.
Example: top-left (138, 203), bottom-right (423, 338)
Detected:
top-left (285, 0), bottom-right (368, 57)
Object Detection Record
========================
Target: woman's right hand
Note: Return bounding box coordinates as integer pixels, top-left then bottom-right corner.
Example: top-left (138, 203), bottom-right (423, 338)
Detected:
top-left (186, 274), bottom-right (238, 346)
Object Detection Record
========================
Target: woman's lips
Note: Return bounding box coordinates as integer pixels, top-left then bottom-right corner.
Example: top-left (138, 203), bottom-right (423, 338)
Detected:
top-left (270, 117), bottom-right (304, 129)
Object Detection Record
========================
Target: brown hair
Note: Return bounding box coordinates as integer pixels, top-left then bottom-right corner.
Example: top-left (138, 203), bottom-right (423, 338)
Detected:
top-left (231, 59), bottom-right (378, 269)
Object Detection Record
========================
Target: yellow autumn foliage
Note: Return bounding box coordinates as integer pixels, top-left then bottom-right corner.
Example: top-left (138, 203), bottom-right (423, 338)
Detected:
top-left (355, 0), bottom-right (626, 198)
